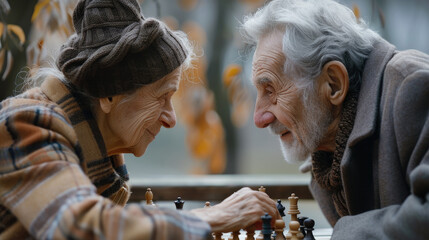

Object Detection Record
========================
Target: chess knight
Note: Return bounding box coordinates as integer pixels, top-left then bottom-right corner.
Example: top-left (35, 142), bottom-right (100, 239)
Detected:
top-left (241, 0), bottom-right (429, 239)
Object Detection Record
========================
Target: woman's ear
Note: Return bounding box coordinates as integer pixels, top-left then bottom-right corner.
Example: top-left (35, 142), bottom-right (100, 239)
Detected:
top-left (99, 97), bottom-right (114, 114)
top-left (321, 60), bottom-right (349, 106)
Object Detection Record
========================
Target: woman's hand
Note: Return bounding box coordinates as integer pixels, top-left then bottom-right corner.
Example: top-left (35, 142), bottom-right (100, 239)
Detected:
top-left (190, 187), bottom-right (280, 232)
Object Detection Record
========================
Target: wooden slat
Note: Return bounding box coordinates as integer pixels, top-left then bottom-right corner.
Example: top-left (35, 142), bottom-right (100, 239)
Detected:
top-left (128, 174), bottom-right (313, 202)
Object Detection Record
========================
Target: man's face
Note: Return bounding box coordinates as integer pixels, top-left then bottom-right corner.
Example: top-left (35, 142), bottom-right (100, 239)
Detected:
top-left (252, 31), bottom-right (333, 163)
top-left (107, 69), bottom-right (180, 157)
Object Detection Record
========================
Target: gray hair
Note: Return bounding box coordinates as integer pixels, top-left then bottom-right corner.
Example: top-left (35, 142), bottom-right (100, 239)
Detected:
top-left (241, 0), bottom-right (381, 95)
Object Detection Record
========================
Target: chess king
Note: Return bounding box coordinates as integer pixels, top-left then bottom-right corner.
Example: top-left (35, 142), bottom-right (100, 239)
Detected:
top-left (0, 0), bottom-right (280, 239)
top-left (241, 0), bottom-right (429, 239)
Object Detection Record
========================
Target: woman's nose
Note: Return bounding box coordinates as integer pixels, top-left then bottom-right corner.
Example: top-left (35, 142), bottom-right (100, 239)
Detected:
top-left (160, 108), bottom-right (176, 128)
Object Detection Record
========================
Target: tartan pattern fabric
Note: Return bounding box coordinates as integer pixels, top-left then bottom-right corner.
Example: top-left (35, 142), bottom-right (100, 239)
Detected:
top-left (0, 76), bottom-right (211, 239)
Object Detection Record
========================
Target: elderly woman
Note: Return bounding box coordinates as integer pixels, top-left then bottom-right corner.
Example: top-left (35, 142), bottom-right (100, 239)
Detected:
top-left (0, 0), bottom-right (279, 239)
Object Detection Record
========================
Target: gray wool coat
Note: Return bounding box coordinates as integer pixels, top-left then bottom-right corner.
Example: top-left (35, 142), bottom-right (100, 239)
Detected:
top-left (309, 39), bottom-right (429, 239)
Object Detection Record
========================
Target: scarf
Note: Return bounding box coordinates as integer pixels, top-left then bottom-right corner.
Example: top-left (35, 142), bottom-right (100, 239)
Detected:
top-left (311, 90), bottom-right (359, 217)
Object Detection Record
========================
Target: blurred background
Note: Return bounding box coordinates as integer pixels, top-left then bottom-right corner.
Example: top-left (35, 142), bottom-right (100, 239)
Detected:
top-left (0, 0), bottom-right (428, 228)
top-left (1, 0), bottom-right (428, 176)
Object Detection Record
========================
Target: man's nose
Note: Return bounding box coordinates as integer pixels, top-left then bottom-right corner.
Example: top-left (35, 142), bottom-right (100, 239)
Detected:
top-left (254, 110), bottom-right (275, 128)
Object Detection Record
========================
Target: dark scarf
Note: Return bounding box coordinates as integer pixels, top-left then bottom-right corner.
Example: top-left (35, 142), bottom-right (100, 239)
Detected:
top-left (311, 90), bottom-right (359, 217)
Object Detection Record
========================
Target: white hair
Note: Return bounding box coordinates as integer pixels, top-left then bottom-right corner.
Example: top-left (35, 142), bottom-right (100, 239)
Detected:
top-left (241, 0), bottom-right (381, 96)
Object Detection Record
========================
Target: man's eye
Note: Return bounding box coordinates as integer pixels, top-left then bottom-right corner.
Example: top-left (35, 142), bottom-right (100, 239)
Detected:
top-left (265, 87), bottom-right (274, 96)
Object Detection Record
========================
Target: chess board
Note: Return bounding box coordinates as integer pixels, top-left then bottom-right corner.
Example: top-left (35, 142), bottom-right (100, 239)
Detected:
top-left (145, 187), bottom-right (333, 240)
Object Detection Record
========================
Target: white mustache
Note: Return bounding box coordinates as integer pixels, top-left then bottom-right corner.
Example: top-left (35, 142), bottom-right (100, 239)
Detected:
top-left (269, 120), bottom-right (289, 135)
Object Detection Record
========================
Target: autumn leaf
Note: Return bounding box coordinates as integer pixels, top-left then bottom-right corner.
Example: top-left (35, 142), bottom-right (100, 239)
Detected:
top-left (178, 0), bottom-right (199, 11)
top-left (7, 24), bottom-right (25, 44)
top-left (353, 4), bottom-right (360, 21)
top-left (0, 22), bottom-right (4, 39)
top-left (32, 0), bottom-right (50, 22)
top-left (223, 64), bottom-right (242, 87)
top-left (0, 48), bottom-right (5, 71)
top-left (1, 50), bottom-right (13, 81)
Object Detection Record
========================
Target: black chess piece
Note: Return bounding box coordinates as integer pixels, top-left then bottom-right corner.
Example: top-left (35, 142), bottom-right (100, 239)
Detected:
top-left (261, 213), bottom-right (272, 240)
top-left (174, 197), bottom-right (184, 210)
top-left (298, 216), bottom-right (308, 237)
top-left (276, 199), bottom-right (286, 217)
top-left (303, 218), bottom-right (315, 240)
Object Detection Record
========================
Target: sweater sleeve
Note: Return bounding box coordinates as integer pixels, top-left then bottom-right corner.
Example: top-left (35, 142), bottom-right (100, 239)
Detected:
top-left (0, 102), bottom-right (211, 240)
top-left (332, 65), bottom-right (429, 239)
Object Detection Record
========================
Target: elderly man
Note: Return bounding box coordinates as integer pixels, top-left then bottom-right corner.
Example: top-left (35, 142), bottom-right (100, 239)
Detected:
top-left (242, 0), bottom-right (429, 239)
top-left (0, 0), bottom-right (279, 239)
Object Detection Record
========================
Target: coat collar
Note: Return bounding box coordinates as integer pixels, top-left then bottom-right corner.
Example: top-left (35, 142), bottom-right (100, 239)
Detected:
top-left (41, 77), bottom-right (130, 205)
top-left (347, 39), bottom-right (396, 147)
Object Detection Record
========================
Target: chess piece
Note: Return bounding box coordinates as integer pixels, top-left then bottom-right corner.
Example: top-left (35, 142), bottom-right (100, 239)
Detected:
top-left (285, 221), bottom-right (303, 240)
top-left (245, 225), bottom-right (256, 240)
top-left (230, 231), bottom-right (240, 240)
top-left (204, 201), bottom-right (211, 208)
top-left (213, 232), bottom-right (222, 240)
top-left (145, 188), bottom-right (155, 206)
top-left (274, 219), bottom-right (286, 240)
top-left (303, 219), bottom-right (315, 240)
top-left (255, 186), bottom-right (268, 240)
top-left (174, 197), bottom-right (184, 210)
top-left (261, 213), bottom-right (272, 240)
top-left (277, 199), bottom-right (286, 217)
top-left (288, 193), bottom-right (300, 222)
top-left (298, 216), bottom-right (308, 237)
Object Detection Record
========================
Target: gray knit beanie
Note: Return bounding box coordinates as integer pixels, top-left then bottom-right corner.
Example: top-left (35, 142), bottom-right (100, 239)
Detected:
top-left (57, 0), bottom-right (188, 98)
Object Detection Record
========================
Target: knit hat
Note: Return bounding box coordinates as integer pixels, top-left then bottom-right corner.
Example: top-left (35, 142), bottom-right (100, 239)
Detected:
top-left (57, 0), bottom-right (188, 98)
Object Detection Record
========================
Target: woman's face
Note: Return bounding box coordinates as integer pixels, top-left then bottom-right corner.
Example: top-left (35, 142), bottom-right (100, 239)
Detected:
top-left (105, 68), bottom-right (181, 157)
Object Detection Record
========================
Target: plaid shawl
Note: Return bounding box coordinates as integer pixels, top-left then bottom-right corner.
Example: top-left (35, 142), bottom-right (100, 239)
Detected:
top-left (0, 76), bottom-right (211, 239)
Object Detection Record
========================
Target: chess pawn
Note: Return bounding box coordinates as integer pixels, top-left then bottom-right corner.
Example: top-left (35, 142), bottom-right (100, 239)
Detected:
top-left (229, 231), bottom-right (240, 240)
top-left (303, 219), bottom-right (315, 240)
top-left (298, 216), bottom-right (308, 237)
top-left (174, 197), bottom-right (185, 210)
top-left (274, 219), bottom-right (286, 240)
top-left (245, 224), bottom-right (256, 240)
top-left (204, 201), bottom-right (211, 208)
top-left (285, 221), bottom-right (303, 240)
top-left (258, 186), bottom-right (266, 193)
top-left (145, 188), bottom-right (155, 206)
top-left (213, 232), bottom-right (222, 240)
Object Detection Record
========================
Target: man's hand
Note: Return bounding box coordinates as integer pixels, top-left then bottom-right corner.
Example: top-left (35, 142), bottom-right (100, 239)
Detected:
top-left (190, 187), bottom-right (280, 232)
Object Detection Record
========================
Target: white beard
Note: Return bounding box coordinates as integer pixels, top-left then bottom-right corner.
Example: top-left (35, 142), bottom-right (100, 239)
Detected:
top-left (270, 92), bottom-right (333, 164)
top-left (278, 137), bottom-right (311, 164)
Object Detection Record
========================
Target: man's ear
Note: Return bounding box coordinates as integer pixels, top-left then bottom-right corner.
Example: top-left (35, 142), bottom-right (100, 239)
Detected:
top-left (99, 97), bottom-right (115, 114)
top-left (321, 61), bottom-right (349, 106)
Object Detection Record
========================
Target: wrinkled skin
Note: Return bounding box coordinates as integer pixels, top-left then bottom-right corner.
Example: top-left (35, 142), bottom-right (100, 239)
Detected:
top-left (252, 30), bottom-right (348, 163)
top-left (95, 67), bottom-right (280, 232)
top-left (96, 68), bottom-right (180, 157)
top-left (191, 187), bottom-right (280, 232)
